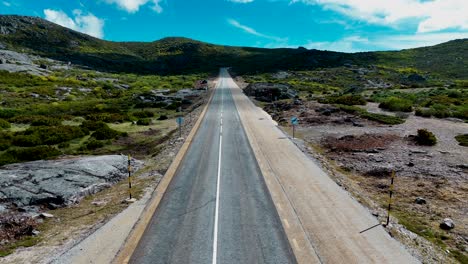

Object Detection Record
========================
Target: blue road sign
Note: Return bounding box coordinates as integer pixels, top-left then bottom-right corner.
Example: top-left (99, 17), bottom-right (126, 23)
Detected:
top-left (291, 117), bottom-right (299, 125)
top-left (176, 117), bottom-right (184, 125)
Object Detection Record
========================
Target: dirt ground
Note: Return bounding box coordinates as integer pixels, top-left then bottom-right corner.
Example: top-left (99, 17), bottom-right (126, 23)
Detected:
top-left (258, 98), bottom-right (467, 263)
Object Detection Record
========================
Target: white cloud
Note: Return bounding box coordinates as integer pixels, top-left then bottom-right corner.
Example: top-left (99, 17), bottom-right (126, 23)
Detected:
top-left (104, 0), bottom-right (164, 13)
top-left (228, 0), bottom-right (254, 3)
top-left (44, 9), bottom-right (105, 39)
top-left (2, 1), bottom-right (11, 7)
top-left (292, 0), bottom-right (468, 33)
top-left (228, 19), bottom-right (286, 42)
top-left (298, 32), bottom-right (468, 52)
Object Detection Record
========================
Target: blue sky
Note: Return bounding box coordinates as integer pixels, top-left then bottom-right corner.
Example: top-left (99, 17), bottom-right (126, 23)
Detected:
top-left (1, 0), bottom-right (468, 52)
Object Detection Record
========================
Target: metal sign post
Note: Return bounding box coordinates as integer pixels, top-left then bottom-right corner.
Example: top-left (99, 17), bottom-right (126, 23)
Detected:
top-left (176, 117), bottom-right (184, 138)
top-left (386, 171), bottom-right (396, 226)
top-left (291, 117), bottom-right (299, 139)
top-left (128, 155), bottom-right (132, 200)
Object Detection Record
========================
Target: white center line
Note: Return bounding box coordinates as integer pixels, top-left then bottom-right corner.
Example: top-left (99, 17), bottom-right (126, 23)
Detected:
top-left (212, 78), bottom-right (224, 264)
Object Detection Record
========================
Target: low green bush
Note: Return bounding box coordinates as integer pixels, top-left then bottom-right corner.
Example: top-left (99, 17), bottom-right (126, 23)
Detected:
top-left (0, 119), bottom-right (11, 129)
top-left (455, 134), bottom-right (468, 147)
top-left (10, 115), bottom-right (61, 125)
top-left (336, 104), bottom-right (405, 125)
top-left (30, 116), bottom-right (62, 126)
top-left (80, 120), bottom-right (108, 131)
top-left (0, 108), bottom-right (18, 119)
top-left (415, 108), bottom-right (432, 118)
top-left (58, 142), bottom-right (70, 149)
top-left (136, 119), bottom-right (151, 126)
top-left (0, 146), bottom-right (62, 166)
top-left (86, 113), bottom-right (128, 123)
top-left (320, 94), bottom-right (366, 106)
top-left (133, 110), bottom-right (155, 118)
top-left (360, 112), bottom-right (405, 125)
top-left (430, 104), bottom-right (451, 118)
top-left (415, 129), bottom-right (437, 146)
top-left (0, 140), bottom-right (11, 151)
top-left (91, 126), bottom-right (125, 140)
top-left (379, 97), bottom-right (413, 112)
top-left (157, 115), bottom-right (169, 120)
top-left (85, 139), bottom-right (105, 150)
top-left (13, 126), bottom-right (87, 147)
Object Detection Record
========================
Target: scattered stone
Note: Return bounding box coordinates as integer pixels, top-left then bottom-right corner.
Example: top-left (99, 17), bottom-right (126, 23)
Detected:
top-left (415, 197), bottom-right (427, 205)
top-left (91, 200), bottom-right (107, 207)
top-left (40, 213), bottom-right (54, 218)
top-left (407, 162), bottom-right (415, 167)
top-left (439, 218), bottom-right (455, 230)
top-left (372, 211), bottom-right (379, 217)
top-left (32, 230), bottom-right (41, 236)
top-left (124, 198), bottom-right (137, 204)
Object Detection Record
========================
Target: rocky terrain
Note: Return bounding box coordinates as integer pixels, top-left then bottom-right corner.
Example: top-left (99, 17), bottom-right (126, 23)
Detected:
top-left (238, 71), bottom-right (468, 263)
top-left (0, 49), bottom-right (53, 76)
top-left (0, 155), bottom-right (142, 211)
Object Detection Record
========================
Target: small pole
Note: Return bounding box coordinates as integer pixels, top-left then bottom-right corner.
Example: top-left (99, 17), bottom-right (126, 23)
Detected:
top-left (128, 155), bottom-right (132, 200)
top-left (386, 171), bottom-right (395, 226)
top-left (293, 124), bottom-right (296, 139)
top-left (179, 122), bottom-right (182, 138)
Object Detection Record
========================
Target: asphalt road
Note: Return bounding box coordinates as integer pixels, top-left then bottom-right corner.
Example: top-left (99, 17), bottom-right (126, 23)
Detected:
top-left (130, 70), bottom-right (296, 264)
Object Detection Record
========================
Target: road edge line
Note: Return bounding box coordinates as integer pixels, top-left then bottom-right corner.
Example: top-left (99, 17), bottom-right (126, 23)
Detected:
top-left (112, 85), bottom-right (216, 264)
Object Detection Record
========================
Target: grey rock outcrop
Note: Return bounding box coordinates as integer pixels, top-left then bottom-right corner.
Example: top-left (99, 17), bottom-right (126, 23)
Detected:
top-left (0, 155), bottom-right (143, 209)
top-left (244, 82), bottom-right (297, 102)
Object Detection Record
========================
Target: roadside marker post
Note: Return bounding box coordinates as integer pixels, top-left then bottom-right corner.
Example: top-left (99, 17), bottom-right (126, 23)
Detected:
top-left (128, 155), bottom-right (132, 200)
top-left (386, 171), bottom-right (396, 226)
top-left (177, 117), bottom-right (184, 138)
top-left (291, 117), bottom-right (299, 138)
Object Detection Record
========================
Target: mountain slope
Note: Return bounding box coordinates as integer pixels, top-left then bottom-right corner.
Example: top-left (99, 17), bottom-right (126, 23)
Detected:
top-left (0, 15), bottom-right (467, 78)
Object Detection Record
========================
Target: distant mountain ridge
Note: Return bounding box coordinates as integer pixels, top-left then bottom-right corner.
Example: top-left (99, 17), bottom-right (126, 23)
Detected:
top-left (0, 15), bottom-right (467, 78)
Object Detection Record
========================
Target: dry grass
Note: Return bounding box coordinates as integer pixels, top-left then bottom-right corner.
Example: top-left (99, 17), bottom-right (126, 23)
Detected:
top-left (322, 133), bottom-right (400, 152)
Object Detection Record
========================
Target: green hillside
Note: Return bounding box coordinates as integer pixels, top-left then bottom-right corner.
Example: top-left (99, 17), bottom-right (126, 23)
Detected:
top-left (0, 15), bottom-right (467, 78)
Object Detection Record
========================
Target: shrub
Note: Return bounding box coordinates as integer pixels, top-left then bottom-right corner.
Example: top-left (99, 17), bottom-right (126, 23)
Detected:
top-left (157, 115), bottom-right (168, 120)
top-left (0, 146), bottom-right (61, 166)
top-left (80, 120), bottom-right (108, 131)
top-left (0, 140), bottom-right (11, 151)
top-left (0, 119), bottom-right (11, 129)
top-left (133, 110), bottom-right (155, 118)
top-left (91, 126), bottom-right (121, 140)
top-left (415, 108), bottom-right (432, 118)
top-left (137, 119), bottom-right (151, 126)
top-left (360, 112), bottom-right (406, 125)
top-left (10, 115), bottom-right (61, 125)
top-left (430, 104), bottom-right (451, 118)
top-left (415, 129), bottom-right (437, 146)
top-left (85, 139), bottom-right (105, 150)
top-left (0, 109), bottom-right (18, 119)
top-left (336, 105), bottom-right (405, 125)
top-left (86, 113), bottom-right (128, 123)
top-left (58, 142), bottom-right (70, 149)
top-left (13, 126), bottom-right (87, 147)
top-left (320, 94), bottom-right (367, 106)
top-left (379, 97), bottom-right (413, 112)
top-left (455, 134), bottom-right (468, 147)
top-left (30, 116), bottom-right (62, 126)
